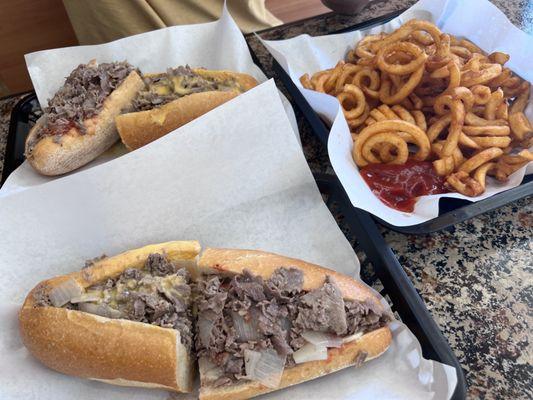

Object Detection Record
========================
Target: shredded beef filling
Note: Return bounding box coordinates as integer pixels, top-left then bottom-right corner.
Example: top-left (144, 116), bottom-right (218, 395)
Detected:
top-left (132, 65), bottom-right (238, 111)
top-left (33, 260), bottom-right (391, 383)
top-left (39, 61), bottom-right (134, 139)
top-left (195, 268), bottom-right (392, 386)
top-left (35, 253), bottom-right (194, 350)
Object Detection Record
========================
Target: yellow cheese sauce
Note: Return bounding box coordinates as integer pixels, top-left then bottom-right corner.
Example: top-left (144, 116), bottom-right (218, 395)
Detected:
top-left (80, 272), bottom-right (187, 312)
top-left (133, 67), bottom-right (242, 111)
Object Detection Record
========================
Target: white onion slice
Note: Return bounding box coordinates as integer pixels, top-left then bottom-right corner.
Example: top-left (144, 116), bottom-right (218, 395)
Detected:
top-left (69, 292), bottom-right (101, 303)
top-left (232, 311), bottom-right (262, 341)
top-left (293, 343), bottom-right (328, 364)
top-left (342, 332), bottom-right (363, 344)
top-left (78, 303), bottom-right (121, 319)
top-left (48, 279), bottom-right (83, 307)
top-left (244, 349), bottom-right (286, 388)
top-left (244, 349), bottom-right (262, 377)
top-left (302, 331), bottom-right (343, 348)
top-left (198, 357), bottom-right (224, 382)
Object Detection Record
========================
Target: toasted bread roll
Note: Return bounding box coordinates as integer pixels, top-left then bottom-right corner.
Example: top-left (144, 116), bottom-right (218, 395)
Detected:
top-left (116, 90), bottom-right (238, 150)
top-left (25, 70), bottom-right (144, 176)
top-left (115, 68), bottom-right (258, 150)
top-left (198, 248), bottom-right (384, 307)
top-left (19, 240), bottom-right (200, 393)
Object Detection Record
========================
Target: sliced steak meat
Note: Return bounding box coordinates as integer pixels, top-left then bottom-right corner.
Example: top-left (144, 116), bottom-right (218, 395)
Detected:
top-left (145, 253), bottom-right (177, 276)
top-left (195, 268), bottom-right (390, 387)
top-left (32, 283), bottom-right (51, 307)
top-left (83, 254), bottom-right (107, 269)
top-left (132, 298), bottom-right (146, 320)
top-left (266, 267), bottom-right (303, 299)
top-left (120, 268), bottom-right (142, 281)
top-left (47, 253), bottom-right (195, 351)
top-left (197, 276), bottom-right (227, 315)
top-left (40, 61), bottom-right (134, 138)
top-left (230, 270), bottom-right (266, 302)
top-left (345, 299), bottom-right (392, 334)
top-left (133, 65), bottom-right (237, 111)
top-left (294, 276), bottom-right (347, 335)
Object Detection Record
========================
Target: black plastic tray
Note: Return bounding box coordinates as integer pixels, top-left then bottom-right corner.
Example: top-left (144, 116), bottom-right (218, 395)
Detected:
top-left (269, 11), bottom-right (533, 234)
top-left (1, 92), bottom-right (40, 185)
top-left (316, 173), bottom-right (466, 399)
top-left (2, 91), bottom-right (466, 399)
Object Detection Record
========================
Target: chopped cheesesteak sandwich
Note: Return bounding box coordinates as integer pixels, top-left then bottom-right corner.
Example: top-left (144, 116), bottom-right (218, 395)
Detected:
top-left (19, 242), bottom-right (392, 399)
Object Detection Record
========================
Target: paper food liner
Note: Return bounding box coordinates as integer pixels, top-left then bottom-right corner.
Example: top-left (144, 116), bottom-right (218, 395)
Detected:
top-left (0, 81), bottom-right (456, 399)
top-left (262, 0), bottom-right (533, 226)
top-left (0, 5), bottom-right (298, 197)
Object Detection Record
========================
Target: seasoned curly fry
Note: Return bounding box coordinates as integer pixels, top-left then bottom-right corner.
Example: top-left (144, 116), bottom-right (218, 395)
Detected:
top-left (446, 171), bottom-right (484, 196)
top-left (509, 112), bottom-right (533, 140)
top-left (353, 120), bottom-right (430, 166)
top-left (299, 19), bottom-right (532, 202)
top-left (337, 84), bottom-right (367, 120)
top-left (473, 162), bottom-right (496, 190)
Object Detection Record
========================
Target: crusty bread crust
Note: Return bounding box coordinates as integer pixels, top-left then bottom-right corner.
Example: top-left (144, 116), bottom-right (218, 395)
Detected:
top-left (19, 307), bottom-right (190, 391)
top-left (197, 248), bottom-right (392, 400)
top-left (199, 327), bottom-right (392, 400)
top-left (198, 248), bottom-right (384, 309)
top-left (19, 240), bottom-right (200, 393)
top-left (115, 69), bottom-right (258, 150)
top-left (25, 70), bottom-right (144, 176)
top-left (116, 90), bottom-right (238, 150)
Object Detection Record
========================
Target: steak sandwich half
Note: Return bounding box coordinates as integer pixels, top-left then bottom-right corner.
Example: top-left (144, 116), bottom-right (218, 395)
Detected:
top-left (19, 242), bottom-right (392, 398)
top-left (115, 66), bottom-right (258, 150)
top-left (19, 241), bottom-right (200, 392)
top-left (195, 248), bottom-right (392, 400)
top-left (25, 60), bottom-right (144, 176)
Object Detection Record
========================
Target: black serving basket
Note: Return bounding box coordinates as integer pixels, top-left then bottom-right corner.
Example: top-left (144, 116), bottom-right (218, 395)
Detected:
top-left (268, 10), bottom-right (533, 234)
top-left (1, 93), bottom-right (41, 186)
top-left (3, 93), bottom-right (466, 399)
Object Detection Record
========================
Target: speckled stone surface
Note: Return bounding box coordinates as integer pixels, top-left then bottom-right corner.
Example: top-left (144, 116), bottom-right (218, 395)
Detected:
top-left (247, 1), bottom-right (532, 399)
top-left (0, 1), bottom-right (531, 399)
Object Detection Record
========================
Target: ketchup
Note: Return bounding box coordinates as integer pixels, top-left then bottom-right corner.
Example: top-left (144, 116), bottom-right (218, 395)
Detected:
top-left (360, 161), bottom-right (448, 213)
top-left (42, 120), bottom-right (76, 136)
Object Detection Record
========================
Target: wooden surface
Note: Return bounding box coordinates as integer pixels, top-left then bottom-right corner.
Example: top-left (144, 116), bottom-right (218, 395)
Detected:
top-left (0, 0), bottom-right (78, 96)
top-left (266, 0), bottom-right (330, 23)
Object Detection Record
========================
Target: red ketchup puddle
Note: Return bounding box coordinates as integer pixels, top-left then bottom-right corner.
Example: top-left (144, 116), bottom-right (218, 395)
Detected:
top-left (360, 161), bottom-right (449, 213)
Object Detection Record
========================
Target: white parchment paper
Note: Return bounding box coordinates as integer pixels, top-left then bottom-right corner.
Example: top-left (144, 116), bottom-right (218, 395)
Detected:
top-left (0, 81), bottom-right (456, 399)
top-left (0, 5), bottom-right (297, 196)
top-left (262, 0), bottom-right (533, 226)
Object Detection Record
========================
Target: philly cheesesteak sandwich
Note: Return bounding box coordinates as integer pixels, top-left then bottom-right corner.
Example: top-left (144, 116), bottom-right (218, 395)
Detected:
top-left (19, 242), bottom-right (392, 399)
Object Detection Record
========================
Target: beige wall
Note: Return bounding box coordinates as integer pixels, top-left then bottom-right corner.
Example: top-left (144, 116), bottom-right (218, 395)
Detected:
top-left (0, 0), bottom-right (329, 97)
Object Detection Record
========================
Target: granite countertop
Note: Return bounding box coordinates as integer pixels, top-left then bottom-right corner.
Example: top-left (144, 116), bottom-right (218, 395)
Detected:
top-left (1, 1), bottom-right (532, 399)
top-left (251, 2), bottom-right (532, 398)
